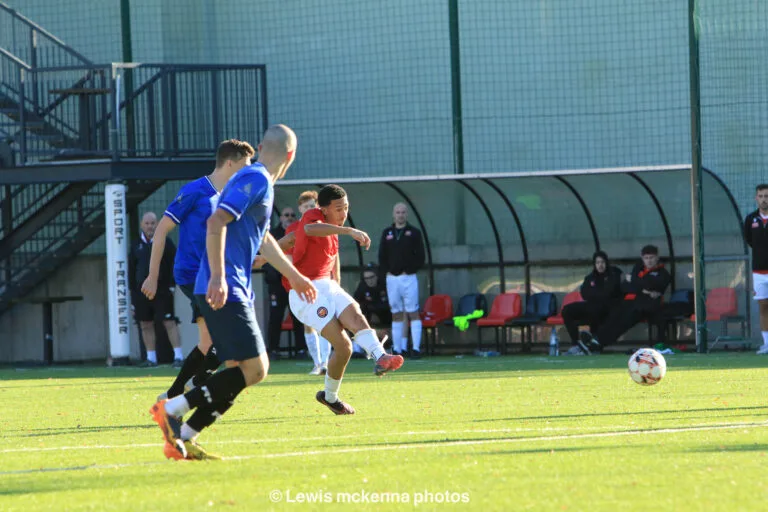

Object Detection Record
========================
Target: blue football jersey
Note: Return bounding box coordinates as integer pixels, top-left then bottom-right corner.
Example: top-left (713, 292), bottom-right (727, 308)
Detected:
top-left (194, 163), bottom-right (273, 302)
top-left (164, 176), bottom-right (219, 286)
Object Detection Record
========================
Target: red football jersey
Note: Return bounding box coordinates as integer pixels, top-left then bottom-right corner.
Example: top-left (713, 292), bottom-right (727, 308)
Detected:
top-left (285, 208), bottom-right (338, 289)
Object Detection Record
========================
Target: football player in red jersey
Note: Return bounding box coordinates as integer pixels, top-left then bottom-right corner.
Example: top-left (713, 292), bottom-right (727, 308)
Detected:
top-left (279, 184), bottom-right (404, 415)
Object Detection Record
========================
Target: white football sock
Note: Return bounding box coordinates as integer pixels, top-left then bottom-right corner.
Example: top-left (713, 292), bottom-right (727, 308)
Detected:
top-left (354, 328), bottom-right (386, 360)
top-left (324, 374), bottom-right (342, 403)
top-left (319, 336), bottom-right (331, 365)
top-left (410, 319), bottom-right (423, 351)
top-left (762, 331), bottom-right (768, 346)
top-left (305, 331), bottom-right (322, 367)
top-left (173, 347), bottom-right (183, 360)
top-left (391, 321), bottom-right (404, 353)
top-left (164, 394), bottom-right (191, 418)
top-left (401, 338), bottom-right (409, 353)
top-left (147, 350), bottom-right (157, 363)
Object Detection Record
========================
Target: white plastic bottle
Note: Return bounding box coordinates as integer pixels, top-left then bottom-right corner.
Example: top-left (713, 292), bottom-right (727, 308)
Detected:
top-left (549, 327), bottom-right (560, 356)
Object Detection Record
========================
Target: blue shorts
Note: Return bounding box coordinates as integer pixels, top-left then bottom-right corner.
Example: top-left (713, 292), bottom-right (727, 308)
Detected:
top-left (179, 284), bottom-right (203, 323)
top-left (195, 296), bottom-right (266, 362)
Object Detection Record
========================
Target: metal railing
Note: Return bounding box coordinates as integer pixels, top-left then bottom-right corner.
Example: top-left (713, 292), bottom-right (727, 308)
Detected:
top-left (0, 183), bottom-right (68, 234)
top-left (0, 1), bottom-right (92, 69)
top-left (0, 183), bottom-right (103, 291)
top-left (0, 63), bottom-right (268, 164)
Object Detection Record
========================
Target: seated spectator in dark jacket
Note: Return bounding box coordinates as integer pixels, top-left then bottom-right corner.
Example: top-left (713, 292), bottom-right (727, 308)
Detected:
top-left (578, 245), bottom-right (671, 354)
top-left (353, 265), bottom-right (392, 327)
top-left (350, 264), bottom-right (392, 357)
top-left (562, 251), bottom-right (622, 353)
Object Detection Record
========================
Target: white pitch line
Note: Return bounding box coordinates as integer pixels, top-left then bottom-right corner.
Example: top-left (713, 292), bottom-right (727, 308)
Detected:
top-left (0, 419), bottom-right (751, 455)
top-left (0, 428), bottom-right (547, 454)
top-left (0, 420), bottom-right (765, 474)
top-left (236, 420), bottom-right (768, 460)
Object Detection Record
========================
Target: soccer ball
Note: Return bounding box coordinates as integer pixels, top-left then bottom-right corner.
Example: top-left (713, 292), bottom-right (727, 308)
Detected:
top-left (627, 348), bottom-right (666, 386)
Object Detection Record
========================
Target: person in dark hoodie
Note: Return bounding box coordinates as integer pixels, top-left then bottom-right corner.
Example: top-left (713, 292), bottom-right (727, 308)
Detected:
top-left (577, 245), bottom-right (671, 354)
top-left (562, 251), bottom-right (622, 355)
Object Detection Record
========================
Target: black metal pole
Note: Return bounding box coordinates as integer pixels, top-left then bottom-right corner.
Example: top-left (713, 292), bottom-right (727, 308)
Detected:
top-left (449, 0), bottom-right (466, 246)
top-left (120, 0), bottom-right (135, 156)
top-left (689, 0), bottom-right (707, 352)
top-left (448, 0), bottom-right (464, 176)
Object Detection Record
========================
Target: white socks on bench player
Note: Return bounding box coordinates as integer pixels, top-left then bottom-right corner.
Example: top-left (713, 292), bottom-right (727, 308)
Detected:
top-left (410, 319), bottom-right (422, 352)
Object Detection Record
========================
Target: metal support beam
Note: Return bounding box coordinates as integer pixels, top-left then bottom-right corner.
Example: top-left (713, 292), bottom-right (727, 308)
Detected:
top-left (689, 0), bottom-right (707, 352)
top-left (457, 180), bottom-right (505, 292)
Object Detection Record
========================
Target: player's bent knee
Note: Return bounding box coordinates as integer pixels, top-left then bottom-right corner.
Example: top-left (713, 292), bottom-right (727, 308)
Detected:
top-left (239, 356), bottom-right (269, 386)
top-left (392, 312), bottom-right (404, 322)
top-left (406, 311), bottom-right (420, 321)
top-left (339, 304), bottom-right (370, 333)
top-left (197, 338), bottom-right (213, 353)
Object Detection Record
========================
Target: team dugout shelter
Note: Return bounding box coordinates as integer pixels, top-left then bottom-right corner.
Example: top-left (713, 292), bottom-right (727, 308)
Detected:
top-left (268, 165), bottom-right (748, 352)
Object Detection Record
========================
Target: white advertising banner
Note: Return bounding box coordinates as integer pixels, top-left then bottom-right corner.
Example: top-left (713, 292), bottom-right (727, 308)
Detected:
top-left (105, 183), bottom-right (131, 363)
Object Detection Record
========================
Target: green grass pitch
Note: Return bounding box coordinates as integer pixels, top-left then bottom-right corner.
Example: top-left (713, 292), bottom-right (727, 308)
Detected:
top-left (1, 353), bottom-right (767, 511)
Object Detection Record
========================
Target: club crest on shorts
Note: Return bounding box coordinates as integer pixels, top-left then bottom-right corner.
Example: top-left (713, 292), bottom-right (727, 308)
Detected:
top-left (317, 306), bottom-right (329, 318)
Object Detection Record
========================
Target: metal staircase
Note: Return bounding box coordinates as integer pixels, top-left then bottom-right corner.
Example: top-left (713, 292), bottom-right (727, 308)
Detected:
top-left (0, 2), bottom-right (268, 318)
top-left (0, 180), bottom-right (165, 314)
top-left (0, 2), bottom-right (94, 163)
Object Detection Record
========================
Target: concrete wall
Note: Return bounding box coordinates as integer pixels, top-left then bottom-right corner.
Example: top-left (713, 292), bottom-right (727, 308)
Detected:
top-left (0, 255), bottom-right (266, 363)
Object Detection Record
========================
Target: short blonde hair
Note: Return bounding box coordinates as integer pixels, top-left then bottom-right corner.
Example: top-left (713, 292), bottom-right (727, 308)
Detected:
top-left (298, 190), bottom-right (318, 206)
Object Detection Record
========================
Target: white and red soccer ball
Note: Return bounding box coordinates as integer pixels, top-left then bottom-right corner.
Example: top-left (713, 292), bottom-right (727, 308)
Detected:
top-left (628, 348), bottom-right (667, 386)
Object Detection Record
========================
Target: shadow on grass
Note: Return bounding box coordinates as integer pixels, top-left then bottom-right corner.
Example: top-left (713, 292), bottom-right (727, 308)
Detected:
top-left (474, 405), bottom-right (768, 423)
top-left (5, 413), bottom-right (321, 438)
top-left (4, 423), bottom-right (157, 438)
top-left (472, 444), bottom-right (644, 456)
top-left (688, 444), bottom-right (768, 453)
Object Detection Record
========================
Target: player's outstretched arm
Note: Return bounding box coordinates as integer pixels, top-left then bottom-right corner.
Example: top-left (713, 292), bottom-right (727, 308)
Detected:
top-left (260, 232), bottom-right (317, 303)
top-left (305, 223), bottom-right (371, 250)
top-left (205, 208), bottom-right (233, 310)
top-left (141, 215), bottom-right (176, 300)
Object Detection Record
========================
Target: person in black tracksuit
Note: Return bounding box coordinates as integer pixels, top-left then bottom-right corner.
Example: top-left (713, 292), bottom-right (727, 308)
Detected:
top-left (745, 184), bottom-right (768, 354)
top-left (129, 211), bottom-right (181, 366)
top-left (562, 251), bottom-right (622, 347)
top-left (579, 245), bottom-right (671, 354)
top-left (379, 203), bottom-right (425, 357)
top-left (264, 206), bottom-right (306, 358)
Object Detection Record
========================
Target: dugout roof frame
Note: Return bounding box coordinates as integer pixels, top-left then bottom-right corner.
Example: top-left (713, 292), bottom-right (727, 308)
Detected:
top-left (271, 165), bottom-right (748, 320)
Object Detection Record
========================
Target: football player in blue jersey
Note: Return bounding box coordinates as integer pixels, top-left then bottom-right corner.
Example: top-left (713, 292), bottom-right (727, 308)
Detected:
top-left (151, 125), bottom-right (317, 460)
top-left (142, 140), bottom-right (255, 400)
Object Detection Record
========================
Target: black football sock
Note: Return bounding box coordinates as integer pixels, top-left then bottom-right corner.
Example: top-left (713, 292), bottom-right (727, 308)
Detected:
top-left (191, 348), bottom-right (221, 387)
top-left (183, 366), bottom-right (247, 409)
top-left (166, 346), bottom-right (205, 398)
top-left (184, 399), bottom-right (235, 435)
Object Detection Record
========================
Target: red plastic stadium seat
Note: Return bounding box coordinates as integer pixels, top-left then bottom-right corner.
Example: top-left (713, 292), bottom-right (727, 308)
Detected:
top-left (420, 295), bottom-right (453, 355)
top-left (545, 290), bottom-right (583, 326)
top-left (281, 313), bottom-right (294, 331)
top-left (703, 287), bottom-right (738, 321)
top-left (279, 313), bottom-right (297, 357)
top-left (421, 294), bottom-right (453, 327)
top-left (477, 293), bottom-right (523, 353)
top-left (477, 293), bottom-right (522, 327)
top-left (684, 287), bottom-right (746, 342)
